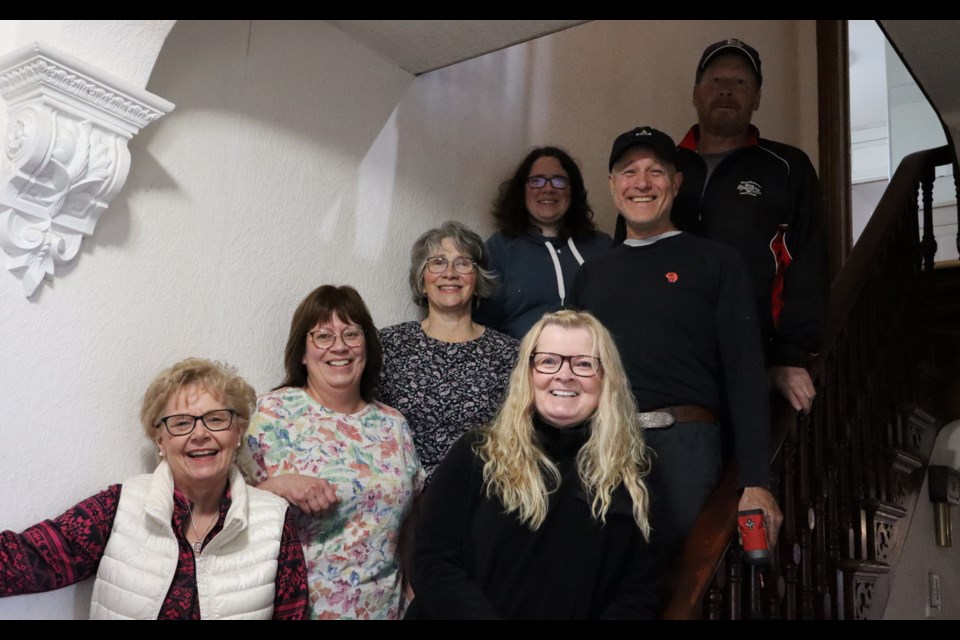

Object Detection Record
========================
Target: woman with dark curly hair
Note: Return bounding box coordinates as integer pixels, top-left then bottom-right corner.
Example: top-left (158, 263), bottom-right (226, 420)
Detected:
top-left (475, 147), bottom-right (612, 339)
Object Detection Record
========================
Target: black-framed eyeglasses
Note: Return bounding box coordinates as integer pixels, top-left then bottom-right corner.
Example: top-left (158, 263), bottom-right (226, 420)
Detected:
top-left (308, 327), bottom-right (365, 350)
top-left (424, 256), bottom-right (477, 275)
top-left (157, 409), bottom-right (237, 437)
top-left (530, 352), bottom-right (602, 377)
top-left (527, 175), bottom-right (570, 190)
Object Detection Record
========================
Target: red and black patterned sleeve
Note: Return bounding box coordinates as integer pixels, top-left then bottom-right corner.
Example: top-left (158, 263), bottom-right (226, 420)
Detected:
top-left (271, 507), bottom-right (308, 620)
top-left (1, 485), bottom-right (121, 596)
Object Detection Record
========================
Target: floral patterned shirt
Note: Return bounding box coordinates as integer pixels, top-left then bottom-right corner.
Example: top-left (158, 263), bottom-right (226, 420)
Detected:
top-left (242, 387), bottom-right (424, 620)
top-left (378, 321), bottom-right (519, 482)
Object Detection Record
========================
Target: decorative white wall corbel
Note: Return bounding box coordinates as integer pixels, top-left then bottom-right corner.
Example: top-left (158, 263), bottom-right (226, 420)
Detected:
top-left (0, 41), bottom-right (174, 298)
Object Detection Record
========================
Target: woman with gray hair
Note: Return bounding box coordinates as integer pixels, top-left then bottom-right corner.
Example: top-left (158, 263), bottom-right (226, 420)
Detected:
top-left (378, 220), bottom-right (520, 484)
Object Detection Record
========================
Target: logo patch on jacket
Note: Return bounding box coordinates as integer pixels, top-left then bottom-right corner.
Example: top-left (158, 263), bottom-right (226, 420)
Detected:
top-left (737, 180), bottom-right (762, 197)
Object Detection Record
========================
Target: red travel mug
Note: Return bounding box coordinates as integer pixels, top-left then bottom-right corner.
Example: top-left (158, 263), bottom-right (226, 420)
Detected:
top-left (738, 509), bottom-right (771, 564)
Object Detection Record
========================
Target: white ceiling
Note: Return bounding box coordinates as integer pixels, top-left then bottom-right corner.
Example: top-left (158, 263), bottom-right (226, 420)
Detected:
top-left (326, 20), bottom-right (588, 75)
top-left (880, 19), bottom-right (960, 145)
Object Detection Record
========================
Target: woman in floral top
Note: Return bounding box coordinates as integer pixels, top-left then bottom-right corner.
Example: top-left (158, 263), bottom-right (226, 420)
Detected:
top-left (243, 285), bottom-right (423, 620)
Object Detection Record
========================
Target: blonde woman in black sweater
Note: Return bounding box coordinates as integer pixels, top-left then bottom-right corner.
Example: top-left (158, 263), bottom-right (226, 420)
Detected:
top-left (407, 310), bottom-right (664, 619)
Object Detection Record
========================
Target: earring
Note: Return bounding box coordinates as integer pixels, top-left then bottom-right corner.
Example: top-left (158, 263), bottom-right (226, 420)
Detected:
top-left (158, 450), bottom-right (164, 458)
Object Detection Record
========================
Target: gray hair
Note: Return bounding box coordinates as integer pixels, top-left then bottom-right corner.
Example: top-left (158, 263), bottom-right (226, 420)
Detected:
top-left (408, 220), bottom-right (498, 307)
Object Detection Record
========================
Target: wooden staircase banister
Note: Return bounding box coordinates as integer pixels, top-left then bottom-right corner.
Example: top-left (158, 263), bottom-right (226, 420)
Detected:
top-left (660, 145), bottom-right (953, 620)
top-left (819, 145), bottom-right (954, 356)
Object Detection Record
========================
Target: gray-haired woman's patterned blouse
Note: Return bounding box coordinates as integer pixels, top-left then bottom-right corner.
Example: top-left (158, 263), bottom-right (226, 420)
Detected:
top-left (378, 321), bottom-right (519, 483)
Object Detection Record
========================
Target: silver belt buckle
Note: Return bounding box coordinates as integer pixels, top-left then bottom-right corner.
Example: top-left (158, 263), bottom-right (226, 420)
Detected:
top-left (637, 410), bottom-right (676, 429)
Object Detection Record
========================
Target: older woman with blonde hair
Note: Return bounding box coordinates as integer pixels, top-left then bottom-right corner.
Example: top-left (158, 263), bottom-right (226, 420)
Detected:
top-left (407, 310), bottom-right (663, 619)
top-left (0, 357), bottom-right (308, 619)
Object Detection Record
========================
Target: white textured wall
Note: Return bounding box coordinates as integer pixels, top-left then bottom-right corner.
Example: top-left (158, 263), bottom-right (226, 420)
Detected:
top-left (882, 421), bottom-right (960, 619)
top-left (0, 20), bottom-right (64, 52)
top-left (0, 20), bottom-right (174, 88)
top-left (884, 464), bottom-right (960, 618)
top-left (0, 19), bottom-right (817, 618)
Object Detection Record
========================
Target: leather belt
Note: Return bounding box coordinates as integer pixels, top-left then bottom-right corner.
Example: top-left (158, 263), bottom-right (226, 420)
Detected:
top-left (637, 405), bottom-right (718, 429)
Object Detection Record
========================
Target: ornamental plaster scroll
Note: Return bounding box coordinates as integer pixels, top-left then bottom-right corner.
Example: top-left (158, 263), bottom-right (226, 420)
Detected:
top-left (0, 41), bottom-right (174, 298)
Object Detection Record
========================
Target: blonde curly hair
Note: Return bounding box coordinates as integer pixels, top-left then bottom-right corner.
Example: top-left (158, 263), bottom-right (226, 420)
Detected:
top-left (475, 310), bottom-right (652, 537)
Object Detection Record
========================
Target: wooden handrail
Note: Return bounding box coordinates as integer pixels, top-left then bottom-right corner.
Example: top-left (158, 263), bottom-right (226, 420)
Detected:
top-left (660, 145), bottom-right (954, 620)
top-left (816, 145), bottom-right (953, 363)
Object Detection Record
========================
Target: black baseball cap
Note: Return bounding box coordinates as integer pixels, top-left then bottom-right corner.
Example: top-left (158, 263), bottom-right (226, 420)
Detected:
top-left (608, 126), bottom-right (678, 172)
top-left (696, 38), bottom-right (762, 86)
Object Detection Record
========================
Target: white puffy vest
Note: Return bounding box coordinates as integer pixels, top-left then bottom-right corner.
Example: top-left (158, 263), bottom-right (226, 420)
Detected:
top-left (89, 462), bottom-right (289, 620)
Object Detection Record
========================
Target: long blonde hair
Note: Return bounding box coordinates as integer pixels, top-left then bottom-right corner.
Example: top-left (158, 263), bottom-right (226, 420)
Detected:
top-left (475, 310), bottom-right (652, 538)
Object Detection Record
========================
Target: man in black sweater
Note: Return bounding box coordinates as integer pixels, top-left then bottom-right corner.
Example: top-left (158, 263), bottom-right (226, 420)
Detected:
top-left (615, 39), bottom-right (829, 415)
top-left (570, 126), bottom-right (782, 555)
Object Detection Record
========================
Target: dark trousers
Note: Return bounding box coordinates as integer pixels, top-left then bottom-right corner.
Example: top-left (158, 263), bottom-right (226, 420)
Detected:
top-left (642, 421), bottom-right (722, 560)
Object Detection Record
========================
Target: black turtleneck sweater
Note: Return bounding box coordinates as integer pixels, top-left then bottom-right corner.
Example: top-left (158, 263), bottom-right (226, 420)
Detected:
top-left (407, 417), bottom-right (664, 619)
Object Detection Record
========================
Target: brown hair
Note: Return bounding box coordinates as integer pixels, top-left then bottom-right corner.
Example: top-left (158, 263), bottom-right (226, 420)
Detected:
top-left (277, 284), bottom-right (382, 402)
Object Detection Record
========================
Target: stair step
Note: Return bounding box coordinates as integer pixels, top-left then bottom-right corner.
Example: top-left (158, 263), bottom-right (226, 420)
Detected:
top-left (836, 559), bottom-right (891, 620)
top-left (863, 499), bottom-right (908, 519)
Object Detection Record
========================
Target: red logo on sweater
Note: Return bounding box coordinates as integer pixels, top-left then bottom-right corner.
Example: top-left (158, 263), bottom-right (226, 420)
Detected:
top-left (665, 272), bottom-right (678, 283)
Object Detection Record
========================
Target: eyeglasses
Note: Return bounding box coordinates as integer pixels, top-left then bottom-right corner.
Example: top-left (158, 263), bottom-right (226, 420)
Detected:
top-left (424, 256), bottom-right (477, 275)
top-left (308, 327), bottom-right (365, 350)
top-left (527, 175), bottom-right (570, 190)
top-left (157, 409), bottom-right (237, 437)
top-left (530, 352), bottom-right (602, 377)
